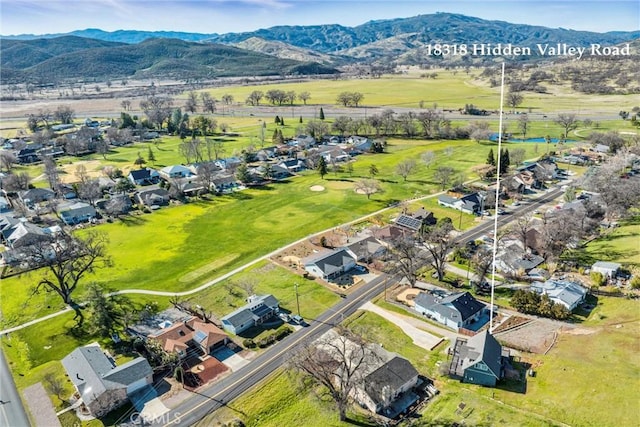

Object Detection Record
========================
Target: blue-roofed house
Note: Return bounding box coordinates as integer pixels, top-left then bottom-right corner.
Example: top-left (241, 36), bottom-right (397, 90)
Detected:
top-left (221, 294), bottom-right (280, 335)
top-left (449, 330), bottom-right (506, 387)
top-left (61, 344), bottom-right (152, 417)
top-left (303, 249), bottom-right (357, 281)
top-left (414, 291), bottom-right (486, 330)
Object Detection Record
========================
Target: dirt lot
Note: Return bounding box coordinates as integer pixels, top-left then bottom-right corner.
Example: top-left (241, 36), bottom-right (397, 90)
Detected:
top-left (494, 318), bottom-right (565, 354)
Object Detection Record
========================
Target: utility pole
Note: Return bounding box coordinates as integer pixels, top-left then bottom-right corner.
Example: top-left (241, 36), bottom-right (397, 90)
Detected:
top-left (294, 283), bottom-right (301, 316)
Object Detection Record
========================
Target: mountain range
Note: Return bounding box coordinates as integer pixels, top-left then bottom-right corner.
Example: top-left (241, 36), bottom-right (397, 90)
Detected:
top-left (2, 13), bottom-right (638, 84)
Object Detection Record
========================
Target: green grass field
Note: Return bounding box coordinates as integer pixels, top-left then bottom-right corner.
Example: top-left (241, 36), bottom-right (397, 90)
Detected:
top-left (200, 298), bottom-right (639, 427)
top-left (584, 216), bottom-right (640, 268)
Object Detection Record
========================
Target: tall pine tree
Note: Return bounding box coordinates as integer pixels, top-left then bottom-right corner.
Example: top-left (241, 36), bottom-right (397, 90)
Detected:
top-left (487, 148), bottom-right (495, 166)
top-left (319, 107), bottom-right (325, 120)
top-left (317, 156), bottom-right (328, 179)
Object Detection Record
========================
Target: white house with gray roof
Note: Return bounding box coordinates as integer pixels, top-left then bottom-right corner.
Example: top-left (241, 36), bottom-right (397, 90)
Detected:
top-left (414, 291), bottom-right (486, 330)
top-left (530, 280), bottom-right (588, 311)
top-left (303, 249), bottom-right (357, 281)
top-left (450, 330), bottom-right (506, 387)
top-left (61, 344), bottom-right (152, 418)
top-left (221, 294), bottom-right (279, 335)
top-left (591, 261), bottom-right (621, 279)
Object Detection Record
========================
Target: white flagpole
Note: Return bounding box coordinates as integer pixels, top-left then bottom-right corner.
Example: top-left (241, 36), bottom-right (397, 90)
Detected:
top-left (490, 62), bottom-right (506, 333)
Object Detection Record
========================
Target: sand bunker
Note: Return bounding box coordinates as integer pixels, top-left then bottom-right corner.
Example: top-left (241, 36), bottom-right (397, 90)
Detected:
top-left (310, 185), bottom-right (325, 192)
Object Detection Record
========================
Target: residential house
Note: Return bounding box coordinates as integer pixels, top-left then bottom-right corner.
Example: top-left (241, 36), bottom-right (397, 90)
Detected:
top-left (414, 292), bottom-right (486, 330)
top-left (394, 207), bottom-right (436, 233)
top-left (136, 188), bottom-right (170, 207)
top-left (494, 243), bottom-right (544, 275)
top-left (0, 196), bottom-right (10, 213)
top-left (591, 261), bottom-right (621, 279)
top-left (303, 249), bottom-right (357, 281)
top-left (211, 174), bottom-right (238, 192)
top-left (437, 192), bottom-right (486, 215)
top-left (4, 221), bottom-right (48, 249)
top-left (277, 158), bottom-right (305, 173)
top-left (97, 195), bottom-right (133, 215)
top-left (343, 235), bottom-right (385, 263)
top-left (159, 165), bottom-right (193, 180)
top-left (290, 135), bottom-right (316, 149)
top-left (319, 330), bottom-right (422, 419)
top-left (149, 317), bottom-right (228, 359)
top-left (61, 345), bottom-right (153, 418)
top-left (19, 188), bottom-right (55, 206)
top-left (128, 168), bottom-right (160, 186)
top-left (317, 146), bottom-right (350, 163)
top-left (256, 146), bottom-right (278, 162)
top-left (530, 280), bottom-right (588, 311)
top-left (372, 225), bottom-right (410, 243)
top-left (449, 330), bottom-right (506, 387)
top-left (16, 146), bottom-right (41, 164)
top-left (59, 202), bottom-right (97, 225)
top-left (221, 294), bottom-right (280, 335)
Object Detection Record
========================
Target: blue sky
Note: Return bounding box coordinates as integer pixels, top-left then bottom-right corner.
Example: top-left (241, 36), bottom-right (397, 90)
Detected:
top-left (0, 0), bottom-right (638, 36)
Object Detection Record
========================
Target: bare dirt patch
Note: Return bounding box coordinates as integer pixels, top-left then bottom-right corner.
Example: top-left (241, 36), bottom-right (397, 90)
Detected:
top-left (396, 288), bottom-right (420, 307)
top-left (495, 318), bottom-right (564, 354)
top-left (309, 185), bottom-right (325, 192)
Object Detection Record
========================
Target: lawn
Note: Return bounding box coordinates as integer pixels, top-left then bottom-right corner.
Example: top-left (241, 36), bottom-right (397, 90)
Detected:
top-left (584, 215), bottom-right (640, 268)
top-left (195, 305), bottom-right (640, 427)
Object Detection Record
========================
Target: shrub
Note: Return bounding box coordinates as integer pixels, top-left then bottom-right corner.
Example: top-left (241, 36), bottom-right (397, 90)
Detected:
top-left (630, 276), bottom-right (640, 289)
top-left (590, 271), bottom-right (606, 287)
top-left (242, 339), bottom-right (256, 349)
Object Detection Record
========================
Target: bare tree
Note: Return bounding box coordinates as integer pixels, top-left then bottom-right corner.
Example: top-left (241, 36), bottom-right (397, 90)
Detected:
top-left (25, 230), bottom-right (112, 307)
top-left (43, 156), bottom-right (61, 194)
top-left (298, 91), bottom-right (311, 105)
top-left (0, 151), bottom-right (17, 172)
top-left (140, 95), bottom-right (174, 129)
top-left (555, 113), bottom-right (579, 139)
top-left (417, 109), bottom-right (444, 138)
top-left (2, 172), bottom-right (30, 191)
top-left (43, 373), bottom-right (65, 401)
top-left (471, 247), bottom-right (493, 287)
top-left (421, 220), bottom-right (458, 281)
top-left (517, 114), bottom-right (530, 140)
top-left (434, 166), bottom-right (456, 190)
top-left (395, 159), bottom-right (417, 182)
top-left (509, 147), bottom-right (526, 166)
top-left (506, 91), bottom-right (524, 111)
top-left (196, 162), bottom-right (217, 192)
top-left (511, 212), bottom-right (535, 253)
top-left (385, 237), bottom-right (427, 287)
top-left (201, 92), bottom-right (216, 113)
top-left (289, 328), bottom-right (379, 422)
top-left (354, 179), bottom-right (382, 200)
top-left (185, 91), bottom-right (198, 113)
top-left (53, 105), bottom-right (75, 124)
top-left (421, 151), bottom-right (436, 169)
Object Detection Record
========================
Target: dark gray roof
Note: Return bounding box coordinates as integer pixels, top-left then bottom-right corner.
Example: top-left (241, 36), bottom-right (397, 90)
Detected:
top-left (344, 236), bottom-right (384, 260)
top-left (364, 356), bottom-right (418, 408)
top-left (438, 195), bottom-right (458, 205)
top-left (460, 330), bottom-right (502, 378)
top-left (102, 357), bottom-right (152, 387)
top-left (415, 292), bottom-right (484, 324)
top-left (221, 294), bottom-right (279, 330)
top-left (305, 249), bottom-right (355, 276)
top-left (129, 169), bottom-right (153, 180)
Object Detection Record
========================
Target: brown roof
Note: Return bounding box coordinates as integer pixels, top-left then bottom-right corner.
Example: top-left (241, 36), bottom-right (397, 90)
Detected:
top-left (373, 225), bottom-right (408, 241)
top-left (150, 317), bottom-right (227, 353)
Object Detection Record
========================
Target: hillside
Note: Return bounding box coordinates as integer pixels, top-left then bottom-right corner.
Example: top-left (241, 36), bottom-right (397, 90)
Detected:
top-left (0, 37), bottom-right (338, 83)
top-left (233, 37), bottom-right (342, 65)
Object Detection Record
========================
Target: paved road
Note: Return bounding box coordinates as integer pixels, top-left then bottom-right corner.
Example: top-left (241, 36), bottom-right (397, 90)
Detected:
top-left (0, 346), bottom-right (30, 427)
top-left (156, 186), bottom-right (566, 426)
top-left (154, 274), bottom-right (393, 426)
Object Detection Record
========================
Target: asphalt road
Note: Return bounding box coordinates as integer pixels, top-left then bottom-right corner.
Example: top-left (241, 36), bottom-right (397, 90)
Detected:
top-left (0, 346), bottom-right (30, 427)
top-left (156, 185), bottom-right (565, 426)
top-left (156, 274), bottom-right (393, 426)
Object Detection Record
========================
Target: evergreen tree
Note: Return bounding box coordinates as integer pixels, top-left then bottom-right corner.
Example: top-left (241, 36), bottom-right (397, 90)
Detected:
top-left (147, 147), bottom-right (156, 164)
top-left (299, 115), bottom-right (303, 123)
top-left (280, 117), bottom-right (285, 126)
top-left (275, 115), bottom-right (281, 125)
top-left (487, 148), bottom-right (495, 166)
top-left (272, 129), bottom-right (279, 144)
top-left (499, 148), bottom-right (510, 174)
top-left (276, 129), bottom-right (284, 145)
top-left (236, 163), bottom-right (251, 184)
top-left (319, 107), bottom-right (325, 120)
top-left (317, 156), bottom-right (328, 179)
